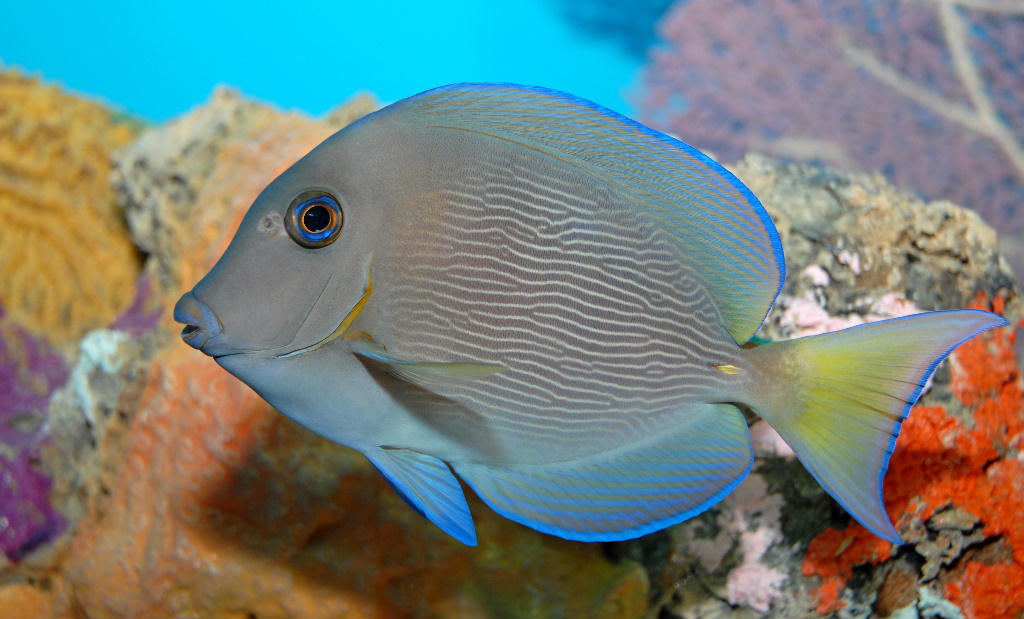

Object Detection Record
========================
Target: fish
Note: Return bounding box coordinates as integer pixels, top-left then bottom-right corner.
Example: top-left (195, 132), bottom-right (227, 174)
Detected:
top-left (173, 83), bottom-right (1007, 546)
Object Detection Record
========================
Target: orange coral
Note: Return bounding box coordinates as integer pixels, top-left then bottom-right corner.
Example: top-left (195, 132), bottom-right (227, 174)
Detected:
top-left (802, 293), bottom-right (1024, 616)
top-left (945, 561), bottom-right (1024, 619)
top-left (802, 525), bottom-right (892, 613)
top-left (0, 69), bottom-right (139, 347)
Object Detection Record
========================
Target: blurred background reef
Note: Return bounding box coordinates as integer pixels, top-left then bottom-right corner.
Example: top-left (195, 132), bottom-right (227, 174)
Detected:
top-left (1, 3), bottom-right (1023, 614)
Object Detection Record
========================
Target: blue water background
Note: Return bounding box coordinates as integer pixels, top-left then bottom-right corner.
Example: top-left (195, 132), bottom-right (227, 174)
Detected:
top-left (0, 0), bottom-right (645, 122)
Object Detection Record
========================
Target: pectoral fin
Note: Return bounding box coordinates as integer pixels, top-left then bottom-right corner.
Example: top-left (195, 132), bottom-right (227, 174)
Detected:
top-left (351, 338), bottom-right (504, 383)
top-left (366, 447), bottom-right (477, 546)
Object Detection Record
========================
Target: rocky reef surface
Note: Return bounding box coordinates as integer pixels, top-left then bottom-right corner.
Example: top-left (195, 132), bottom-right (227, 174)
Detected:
top-left (0, 72), bottom-right (1021, 619)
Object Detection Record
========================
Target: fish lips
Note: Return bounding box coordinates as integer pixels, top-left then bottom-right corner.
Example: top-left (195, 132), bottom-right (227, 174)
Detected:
top-left (173, 291), bottom-right (238, 358)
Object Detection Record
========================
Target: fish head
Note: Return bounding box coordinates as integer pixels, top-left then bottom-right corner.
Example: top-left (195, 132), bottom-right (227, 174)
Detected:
top-left (173, 129), bottom-right (382, 366)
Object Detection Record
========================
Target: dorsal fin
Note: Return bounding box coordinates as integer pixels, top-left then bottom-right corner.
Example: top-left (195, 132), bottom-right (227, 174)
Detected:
top-left (395, 83), bottom-right (785, 344)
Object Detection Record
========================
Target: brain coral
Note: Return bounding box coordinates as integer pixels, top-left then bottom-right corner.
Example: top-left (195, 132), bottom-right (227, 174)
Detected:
top-left (0, 68), bottom-right (140, 348)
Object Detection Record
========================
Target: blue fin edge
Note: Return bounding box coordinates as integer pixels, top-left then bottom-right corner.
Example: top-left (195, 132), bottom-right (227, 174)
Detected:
top-left (454, 431), bottom-right (754, 543)
top-left (407, 82), bottom-right (786, 343)
top-left (366, 448), bottom-right (478, 546)
top-left (868, 309), bottom-right (1008, 541)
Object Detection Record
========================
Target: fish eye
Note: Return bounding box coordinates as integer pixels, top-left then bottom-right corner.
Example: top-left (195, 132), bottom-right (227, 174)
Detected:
top-left (285, 191), bottom-right (344, 248)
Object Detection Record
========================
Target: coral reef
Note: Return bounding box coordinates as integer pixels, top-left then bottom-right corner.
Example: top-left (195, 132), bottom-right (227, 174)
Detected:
top-left (0, 451), bottom-right (62, 561)
top-left (655, 156), bottom-right (1022, 619)
top-left (731, 154), bottom-right (1016, 323)
top-left (107, 275), bottom-right (162, 337)
top-left (0, 303), bottom-right (68, 451)
top-left (0, 68), bottom-right (141, 348)
top-left (17, 91), bottom-right (650, 618)
top-left (0, 83), bottom-right (1020, 618)
top-left (641, 0), bottom-right (1024, 277)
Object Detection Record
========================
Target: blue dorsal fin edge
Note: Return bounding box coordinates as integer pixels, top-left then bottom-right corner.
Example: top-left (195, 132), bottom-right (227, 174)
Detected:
top-left (399, 82), bottom-right (786, 345)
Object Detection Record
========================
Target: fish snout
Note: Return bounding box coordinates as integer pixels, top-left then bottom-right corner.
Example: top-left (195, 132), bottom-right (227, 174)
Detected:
top-left (173, 291), bottom-right (223, 353)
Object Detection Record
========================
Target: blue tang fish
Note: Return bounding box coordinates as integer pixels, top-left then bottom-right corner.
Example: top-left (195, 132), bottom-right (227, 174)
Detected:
top-left (174, 84), bottom-right (1006, 546)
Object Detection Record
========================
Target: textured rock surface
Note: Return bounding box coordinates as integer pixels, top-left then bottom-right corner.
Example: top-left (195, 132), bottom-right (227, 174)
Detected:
top-left (111, 87), bottom-right (376, 298)
top-left (0, 86), bottom-right (1020, 619)
top-left (731, 154), bottom-right (1018, 332)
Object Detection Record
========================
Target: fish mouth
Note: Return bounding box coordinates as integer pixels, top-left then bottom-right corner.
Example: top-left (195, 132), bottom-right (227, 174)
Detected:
top-left (174, 291), bottom-right (223, 351)
top-left (274, 255), bottom-right (374, 360)
top-left (173, 291), bottom-right (260, 359)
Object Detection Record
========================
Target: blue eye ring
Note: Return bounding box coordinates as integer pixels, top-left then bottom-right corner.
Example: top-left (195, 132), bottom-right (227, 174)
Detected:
top-left (285, 191), bottom-right (343, 248)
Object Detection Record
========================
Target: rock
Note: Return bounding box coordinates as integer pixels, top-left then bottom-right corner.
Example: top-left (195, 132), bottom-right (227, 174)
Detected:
top-left (728, 154), bottom-right (1020, 340)
top-left (111, 88), bottom-right (377, 298)
top-left (648, 155), bottom-right (1023, 618)
top-left (43, 337), bottom-right (648, 618)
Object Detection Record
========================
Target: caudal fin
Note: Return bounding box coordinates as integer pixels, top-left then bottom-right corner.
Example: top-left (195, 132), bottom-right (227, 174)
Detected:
top-left (748, 310), bottom-right (1007, 542)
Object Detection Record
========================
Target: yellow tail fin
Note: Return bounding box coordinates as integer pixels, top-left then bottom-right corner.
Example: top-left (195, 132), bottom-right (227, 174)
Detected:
top-left (745, 310), bottom-right (1006, 541)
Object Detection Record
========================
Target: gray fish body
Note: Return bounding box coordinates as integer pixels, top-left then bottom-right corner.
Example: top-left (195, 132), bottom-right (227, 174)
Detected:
top-left (176, 84), bottom-right (1006, 545)
top-left (217, 109), bottom-right (745, 465)
top-left (360, 121), bottom-right (746, 464)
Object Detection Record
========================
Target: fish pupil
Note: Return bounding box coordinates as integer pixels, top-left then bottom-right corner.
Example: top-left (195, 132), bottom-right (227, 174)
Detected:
top-left (303, 204), bottom-right (332, 233)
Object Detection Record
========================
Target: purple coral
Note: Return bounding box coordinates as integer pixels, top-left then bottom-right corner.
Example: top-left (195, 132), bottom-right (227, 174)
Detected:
top-left (109, 274), bottom-right (162, 336)
top-left (0, 301), bottom-right (68, 559)
top-left (0, 451), bottom-right (62, 559)
top-left (640, 0), bottom-right (1024, 271)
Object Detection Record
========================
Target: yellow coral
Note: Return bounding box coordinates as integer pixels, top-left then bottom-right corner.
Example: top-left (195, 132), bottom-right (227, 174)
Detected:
top-left (0, 69), bottom-right (139, 347)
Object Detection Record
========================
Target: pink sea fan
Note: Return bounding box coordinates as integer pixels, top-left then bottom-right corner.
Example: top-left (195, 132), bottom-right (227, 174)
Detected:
top-left (641, 0), bottom-right (1024, 272)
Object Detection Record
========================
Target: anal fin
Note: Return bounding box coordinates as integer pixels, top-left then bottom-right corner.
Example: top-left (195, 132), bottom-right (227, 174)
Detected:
top-left (453, 403), bottom-right (752, 541)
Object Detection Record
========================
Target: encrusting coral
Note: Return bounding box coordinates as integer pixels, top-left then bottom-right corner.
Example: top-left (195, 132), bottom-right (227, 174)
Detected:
top-left (0, 299), bottom-right (68, 561)
top-left (0, 68), bottom-right (140, 348)
top-left (802, 295), bottom-right (1024, 619)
